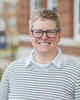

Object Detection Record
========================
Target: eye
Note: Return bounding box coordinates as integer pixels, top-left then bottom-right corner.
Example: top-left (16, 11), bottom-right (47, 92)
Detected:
top-left (47, 30), bottom-right (56, 34)
top-left (33, 30), bottom-right (41, 34)
top-left (32, 30), bottom-right (42, 38)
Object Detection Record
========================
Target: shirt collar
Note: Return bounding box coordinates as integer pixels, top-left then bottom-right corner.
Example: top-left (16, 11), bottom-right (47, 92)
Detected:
top-left (52, 48), bottom-right (64, 68)
top-left (25, 48), bottom-right (64, 68)
top-left (25, 49), bottom-right (34, 67)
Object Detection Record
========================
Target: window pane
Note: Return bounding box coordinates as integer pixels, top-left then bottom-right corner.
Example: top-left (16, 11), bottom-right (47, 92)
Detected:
top-left (47, 0), bottom-right (58, 11)
top-left (8, 2), bottom-right (16, 12)
top-left (8, 18), bottom-right (16, 28)
top-left (79, 0), bottom-right (80, 35)
top-left (30, 0), bottom-right (41, 17)
top-left (0, 3), bottom-right (4, 14)
top-left (35, 0), bottom-right (41, 9)
top-left (74, 0), bottom-right (80, 40)
top-left (0, 18), bottom-right (5, 31)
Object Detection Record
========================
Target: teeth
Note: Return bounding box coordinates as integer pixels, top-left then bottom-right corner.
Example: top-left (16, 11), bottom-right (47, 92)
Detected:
top-left (39, 43), bottom-right (50, 45)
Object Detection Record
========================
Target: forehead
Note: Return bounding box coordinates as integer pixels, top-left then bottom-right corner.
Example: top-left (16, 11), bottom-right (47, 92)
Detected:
top-left (32, 18), bottom-right (57, 29)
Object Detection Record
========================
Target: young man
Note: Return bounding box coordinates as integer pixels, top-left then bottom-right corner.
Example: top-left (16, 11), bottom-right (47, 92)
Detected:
top-left (0, 8), bottom-right (80, 100)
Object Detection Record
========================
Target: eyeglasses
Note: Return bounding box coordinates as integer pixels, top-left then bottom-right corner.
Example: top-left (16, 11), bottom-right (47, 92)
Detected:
top-left (31, 29), bottom-right (60, 38)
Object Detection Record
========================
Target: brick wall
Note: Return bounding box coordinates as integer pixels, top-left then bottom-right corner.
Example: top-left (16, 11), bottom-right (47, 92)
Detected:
top-left (57, 0), bottom-right (74, 37)
top-left (17, 0), bottom-right (30, 34)
top-left (41, 0), bottom-right (47, 8)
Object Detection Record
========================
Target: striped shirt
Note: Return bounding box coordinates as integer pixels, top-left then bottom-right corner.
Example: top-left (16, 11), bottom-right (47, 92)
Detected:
top-left (0, 49), bottom-right (80, 100)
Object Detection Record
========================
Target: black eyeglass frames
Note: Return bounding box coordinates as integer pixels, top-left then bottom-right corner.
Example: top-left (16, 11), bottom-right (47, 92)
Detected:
top-left (31, 29), bottom-right (60, 38)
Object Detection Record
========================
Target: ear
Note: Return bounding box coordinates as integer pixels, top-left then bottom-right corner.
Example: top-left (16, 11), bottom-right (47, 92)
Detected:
top-left (29, 32), bottom-right (32, 38)
top-left (57, 32), bottom-right (62, 42)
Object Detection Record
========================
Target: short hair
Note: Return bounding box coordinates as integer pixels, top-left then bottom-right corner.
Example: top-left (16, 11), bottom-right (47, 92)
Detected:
top-left (29, 8), bottom-right (61, 32)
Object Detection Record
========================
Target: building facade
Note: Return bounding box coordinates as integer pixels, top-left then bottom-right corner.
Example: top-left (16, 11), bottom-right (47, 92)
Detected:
top-left (0, 0), bottom-right (19, 45)
top-left (0, 0), bottom-right (80, 60)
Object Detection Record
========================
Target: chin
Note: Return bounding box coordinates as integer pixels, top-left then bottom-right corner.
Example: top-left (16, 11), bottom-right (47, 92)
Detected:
top-left (37, 49), bottom-right (50, 54)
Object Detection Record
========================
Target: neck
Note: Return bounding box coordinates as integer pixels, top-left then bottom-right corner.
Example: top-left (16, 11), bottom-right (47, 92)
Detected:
top-left (34, 49), bottom-right (58, 64)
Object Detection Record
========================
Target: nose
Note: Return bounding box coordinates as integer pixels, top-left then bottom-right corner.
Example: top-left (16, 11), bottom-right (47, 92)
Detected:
top-left (41, 32), bottom-right (47, 39)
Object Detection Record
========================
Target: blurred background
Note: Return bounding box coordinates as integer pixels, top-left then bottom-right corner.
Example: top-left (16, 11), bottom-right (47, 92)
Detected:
top-left (0, 0), bottom-right (80, 79)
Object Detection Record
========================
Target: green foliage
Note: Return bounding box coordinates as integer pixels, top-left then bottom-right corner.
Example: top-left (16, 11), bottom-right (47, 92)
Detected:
top-left (0, 75), bottom-right (2, 81)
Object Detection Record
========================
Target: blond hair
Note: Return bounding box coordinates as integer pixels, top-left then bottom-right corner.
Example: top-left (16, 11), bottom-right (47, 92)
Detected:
top-left (29, 8), bottom-right (61, 31)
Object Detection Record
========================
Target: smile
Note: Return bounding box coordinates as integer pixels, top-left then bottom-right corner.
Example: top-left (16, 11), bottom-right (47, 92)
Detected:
top-left (39, 42), bottom-right (51, 45)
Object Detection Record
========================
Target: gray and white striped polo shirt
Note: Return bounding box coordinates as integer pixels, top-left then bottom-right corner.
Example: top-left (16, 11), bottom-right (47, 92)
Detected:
top-left (0, 49), bottom-right (80, 100)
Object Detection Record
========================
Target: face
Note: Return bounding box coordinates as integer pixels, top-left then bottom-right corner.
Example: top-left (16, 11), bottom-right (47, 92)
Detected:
top-left (29, 18), bottom-right (62, 55)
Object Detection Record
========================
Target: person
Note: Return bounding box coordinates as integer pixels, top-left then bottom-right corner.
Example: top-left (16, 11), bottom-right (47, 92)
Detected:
top-left (0, 8), bottom-right (80, 100)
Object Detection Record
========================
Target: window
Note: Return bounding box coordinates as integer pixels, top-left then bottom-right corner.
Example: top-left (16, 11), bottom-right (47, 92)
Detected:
top-left (0, 32), bottom-right (6, 49)
top-left (47, 0), bottom-right (58, 11)
top-left (30, 0), bottom-right (41, 17)
top-left (8, 2), bottom-right (16, 12)
top-left (79, 1), bottom-right (80, 36)
top-left (8, 17), bottom-right (16, 29)
top-left (74, 0), bottom-right (80, 41)
top-left (7, 2), bottom-right (18, 13)
top-left (0, 18), bottom-right (5, 31)
top-left (0, 2), bottom-right (4, 14)
top-left (5, 0), bottom-right (19, 13)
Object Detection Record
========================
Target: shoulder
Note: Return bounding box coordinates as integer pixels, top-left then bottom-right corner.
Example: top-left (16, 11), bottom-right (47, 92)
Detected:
top-left (10, 57), bottom-right (27, 66)
top-left (63, 55), bottom-right (80, 64)
top-left (5, 57), bottom-right (28, 72)
top-left (63, 54), bottom-right (80, 71)
top-left (1, 57), bottom-right (29, 81)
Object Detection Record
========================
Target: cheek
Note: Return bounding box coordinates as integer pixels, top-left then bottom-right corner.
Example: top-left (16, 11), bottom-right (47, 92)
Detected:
top-left (50, 34), bottom-right (61, 43)
top-left (31, 38), bottom-right (39, 43)
top-left (50, 38), bottom-right (56, 42)
top-left (50, 38), bottom-right (59, 45)
top-left (29, 32), bottom-right (40, 43)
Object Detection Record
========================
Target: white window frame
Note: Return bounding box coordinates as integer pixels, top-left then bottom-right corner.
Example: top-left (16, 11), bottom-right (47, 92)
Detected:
top-left (8, 17), bottom-right (16, 29)
top-left (8, 2), bottom-right (16, 13)
top-left (0, 2), bottom-right (4, 14)
top-left (74, 0), bottom-right (80, 41)
top-left (4, 0), bottom-right (18, 3)
top-left (30, 0), bottom-right (36, 17)
top-left (47, 0), bottom-right (58, 11)
top-left (30, 0), bottom-right (41, 17)
top-left (0, 18), bottom-right (5, 31)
